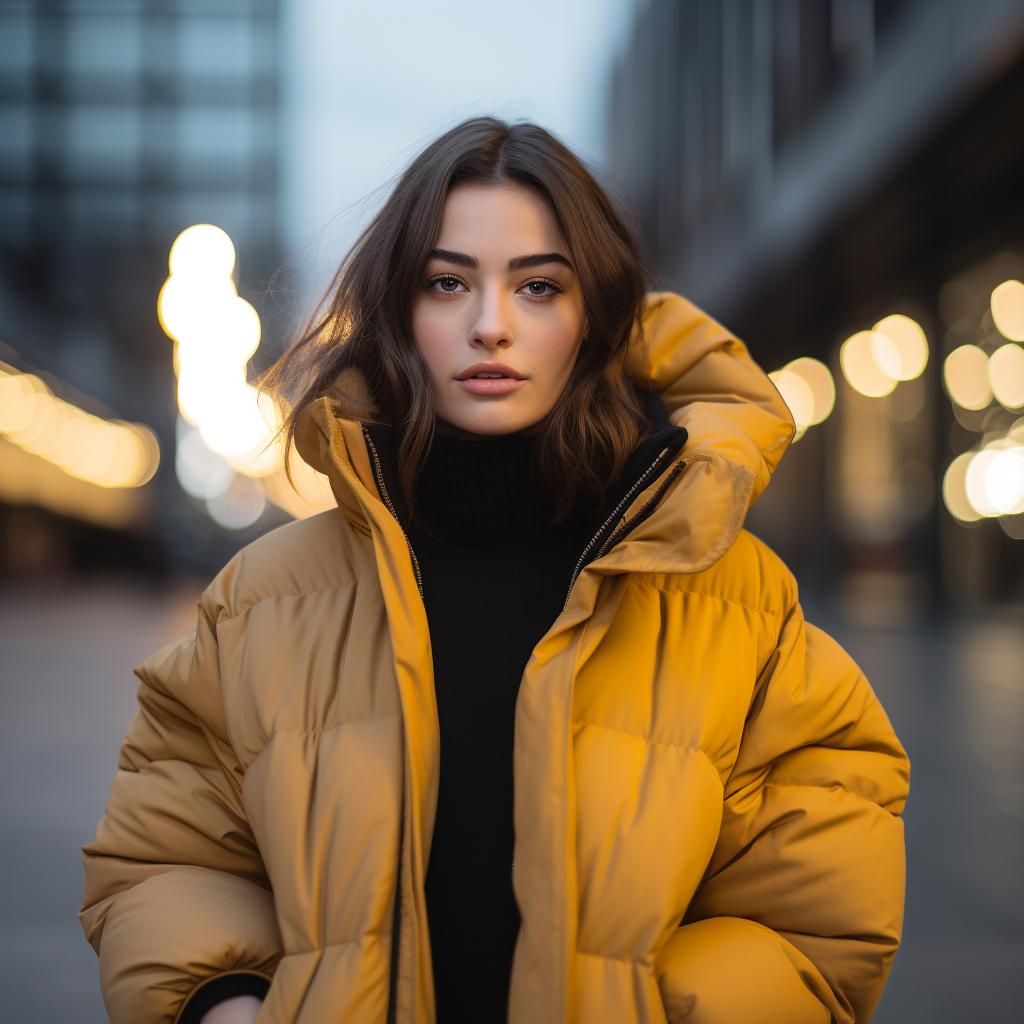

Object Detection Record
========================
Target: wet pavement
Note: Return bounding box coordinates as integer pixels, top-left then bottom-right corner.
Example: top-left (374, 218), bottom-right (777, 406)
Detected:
top-left (1, 579), bottom-right (1020, 1022)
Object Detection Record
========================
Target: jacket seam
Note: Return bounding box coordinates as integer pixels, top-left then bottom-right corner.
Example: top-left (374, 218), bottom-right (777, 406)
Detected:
top-left (624, 576), bottom-right (784, 619)
top-left (279, 931), bottom-right (391, 959)
top-left (576, 949), bottom-right (646, 967)
top-left (265, 713), bottom-right (402, 739)
top-left (571, 719), bottom-right (721, 777)
top-left (204, 576), bottom-right (371, 626)
top-left (762, 780), bottom-right (900, 815)
top-left (246, 714), bottom-right (402, 769)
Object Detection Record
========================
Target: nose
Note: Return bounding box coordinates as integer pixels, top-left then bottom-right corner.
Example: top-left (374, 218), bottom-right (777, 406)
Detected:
top-left (469, 288), bottom-right (514, 350)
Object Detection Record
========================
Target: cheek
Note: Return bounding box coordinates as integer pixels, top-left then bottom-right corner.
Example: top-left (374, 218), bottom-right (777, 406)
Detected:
top-left (410, 303), bottom-right (451, 376)
top-left (539, 303), bottom-right (586, 364)
top-left (543, 327), bottom-right (584, 376)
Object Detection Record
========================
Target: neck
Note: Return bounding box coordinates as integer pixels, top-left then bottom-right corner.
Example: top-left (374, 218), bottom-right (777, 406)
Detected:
top-left (365, 418), bottom-right (577, 545)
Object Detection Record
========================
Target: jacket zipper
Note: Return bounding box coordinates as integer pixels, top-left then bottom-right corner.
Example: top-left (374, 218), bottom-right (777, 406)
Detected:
top-left (361, 423), bottom-right (419, 1024)
top-left (589, 457), bottom-right (688, 567)
top-left (362, 424), bottom-right (425, 600)
top-left (561, 447), bottom-right (686, 614)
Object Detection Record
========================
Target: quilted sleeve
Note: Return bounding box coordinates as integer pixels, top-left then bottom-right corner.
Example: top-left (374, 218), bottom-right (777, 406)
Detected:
top-left (78, 594), bottom-right (282, 1024)
top-left (656, 594), bottom-right (910, 1024)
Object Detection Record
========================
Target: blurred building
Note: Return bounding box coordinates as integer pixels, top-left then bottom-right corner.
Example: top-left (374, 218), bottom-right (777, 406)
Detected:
top-left (0, 0), bottom-right (287, 579)
top-left (607, 0), bottom-right (1024, 612)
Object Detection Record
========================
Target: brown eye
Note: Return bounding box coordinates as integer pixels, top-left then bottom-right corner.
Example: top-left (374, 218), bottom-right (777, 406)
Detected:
top-left (425, 274), bottom-right (465, 294)
top-left (521, 279), bottom-right (563, 299)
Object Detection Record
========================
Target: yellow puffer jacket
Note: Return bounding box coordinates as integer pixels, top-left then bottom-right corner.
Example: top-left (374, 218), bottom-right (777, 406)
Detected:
top-left (79, 291), bottom-right (910, 1024)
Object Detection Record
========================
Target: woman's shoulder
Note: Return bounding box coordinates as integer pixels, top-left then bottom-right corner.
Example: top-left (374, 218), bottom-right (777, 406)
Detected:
top-left (678, 527), bottom-right (799, 620)
top-left (200, 507), bottom-right (369, 623)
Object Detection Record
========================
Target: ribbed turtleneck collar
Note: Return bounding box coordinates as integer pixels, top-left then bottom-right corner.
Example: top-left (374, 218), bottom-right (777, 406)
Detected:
top-left (362, 390), bottom-right (687, 549)
top-left (364, 423), bottom-right (574, 546)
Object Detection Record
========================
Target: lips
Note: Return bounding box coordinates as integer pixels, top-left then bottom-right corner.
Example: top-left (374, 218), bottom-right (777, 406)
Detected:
top-left (456, 376), bottom-right (526, 395)
top-left (455, 362), bottom-right (527, 381)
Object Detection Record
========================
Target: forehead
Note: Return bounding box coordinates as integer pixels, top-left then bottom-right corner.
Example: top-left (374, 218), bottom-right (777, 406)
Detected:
top-left (433, 182), bottom-right (566, 254)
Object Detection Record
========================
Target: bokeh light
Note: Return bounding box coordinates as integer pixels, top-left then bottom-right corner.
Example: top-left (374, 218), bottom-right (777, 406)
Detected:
top-left (168, 223), bottom-right (236, 280)
top-left (840, 330), bottom-right (898, 397)
top-left (206, 473), bottom-right (267, 530)
top-left (944, 344), bottom-right (991, 410)
top-left (872, 314), bottom-right (929, 381)
top-left (0, 363), bottom-right (159, 489)
top-left (160, 223), bottom-right (335, 527)
top-left (991, 279), bottom-right (1024, 342)
top-left (942, 452), bottom-right (981, 523)
top-left (175, 420), bottom-right (235, 501)
top-left (989, 343), bottom-right (1024, 409)
top-left (775, 356), bottom-right (835, 428)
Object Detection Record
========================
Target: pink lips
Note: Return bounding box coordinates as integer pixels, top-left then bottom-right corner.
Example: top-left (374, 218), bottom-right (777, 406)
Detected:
top-left (456, 377), bottom-right (526, 395)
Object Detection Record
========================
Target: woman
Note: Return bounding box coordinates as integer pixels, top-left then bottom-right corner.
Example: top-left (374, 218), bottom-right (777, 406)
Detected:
top-left (79, 117), bottom-right (910, 1024)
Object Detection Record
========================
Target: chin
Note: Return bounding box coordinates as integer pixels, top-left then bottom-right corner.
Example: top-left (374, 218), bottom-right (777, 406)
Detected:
top-left (437, 408), bottom-right (543, 438)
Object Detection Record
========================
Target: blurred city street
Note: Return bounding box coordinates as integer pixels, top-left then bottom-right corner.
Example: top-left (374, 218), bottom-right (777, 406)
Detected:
top-left (0, 579), bottom-right (1021, 1022)
top-left (3, 0), bottom-right (1024, 1020)
top-left (0, 580), bottom-right (202, 1023)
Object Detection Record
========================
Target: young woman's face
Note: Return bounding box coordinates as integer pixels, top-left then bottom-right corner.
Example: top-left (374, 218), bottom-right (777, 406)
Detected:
top-left (410, 182), bottom-right (588, 438)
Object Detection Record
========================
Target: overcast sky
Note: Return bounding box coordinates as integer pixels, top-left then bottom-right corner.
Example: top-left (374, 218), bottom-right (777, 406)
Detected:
top-left (279, 0), bottom-right (642, 300)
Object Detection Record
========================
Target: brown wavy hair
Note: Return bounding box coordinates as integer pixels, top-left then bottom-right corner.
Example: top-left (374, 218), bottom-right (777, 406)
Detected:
top-left (254, 114), bottom-right (659, 528)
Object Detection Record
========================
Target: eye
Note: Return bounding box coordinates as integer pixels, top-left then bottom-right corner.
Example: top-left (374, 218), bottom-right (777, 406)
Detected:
top-left (521, 278), bottom-right (564, 299)
top-left (423, 274), bottom-right (564, 300)
top-left (425, 273), bottom-right (465, 294)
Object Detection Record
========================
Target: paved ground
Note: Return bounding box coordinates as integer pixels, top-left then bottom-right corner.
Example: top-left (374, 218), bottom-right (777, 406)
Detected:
top-left (1, 578), bottom-right (1020, 1022)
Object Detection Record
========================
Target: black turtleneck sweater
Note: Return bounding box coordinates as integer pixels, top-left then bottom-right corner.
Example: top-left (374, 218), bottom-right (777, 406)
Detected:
top-left (398, 427), bottom-right (600, 1021)
top-left (364, 397), bottom-right (686, 1021)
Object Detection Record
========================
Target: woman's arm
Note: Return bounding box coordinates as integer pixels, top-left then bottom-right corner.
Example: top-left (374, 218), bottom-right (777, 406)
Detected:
top-left (79, 594), bottom-right (281, 1024)
top-left (657, 588), bottom-right (910, 1023)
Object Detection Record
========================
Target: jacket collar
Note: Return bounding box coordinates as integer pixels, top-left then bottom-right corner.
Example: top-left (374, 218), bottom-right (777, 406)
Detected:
top-left (360, 385), bottom-right (687, 542)
top-left (294, 290), bottom-right (796, 579)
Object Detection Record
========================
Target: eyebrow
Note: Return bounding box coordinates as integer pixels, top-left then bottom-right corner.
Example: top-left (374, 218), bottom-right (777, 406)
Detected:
top-left (427, 248), bottom-right (576, 273)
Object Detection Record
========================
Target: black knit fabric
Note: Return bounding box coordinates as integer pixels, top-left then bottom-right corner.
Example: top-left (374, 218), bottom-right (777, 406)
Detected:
top-left (177, 972), bottom-right (270, 1024)
top-left (364, 392), bottom-right (687, 1021)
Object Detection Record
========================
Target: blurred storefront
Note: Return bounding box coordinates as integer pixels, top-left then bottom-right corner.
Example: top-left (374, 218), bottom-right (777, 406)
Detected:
top-left (607, 0), bottom-right (1024, 613)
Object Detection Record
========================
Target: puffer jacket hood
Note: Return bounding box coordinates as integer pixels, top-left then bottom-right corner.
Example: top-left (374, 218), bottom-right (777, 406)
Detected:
top-left (80, 291), bottom-right (909, 1024)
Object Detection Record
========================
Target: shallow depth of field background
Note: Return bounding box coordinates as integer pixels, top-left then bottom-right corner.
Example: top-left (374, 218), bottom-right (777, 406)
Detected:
top-left (1, 2), bottom-right (1022, 1021)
